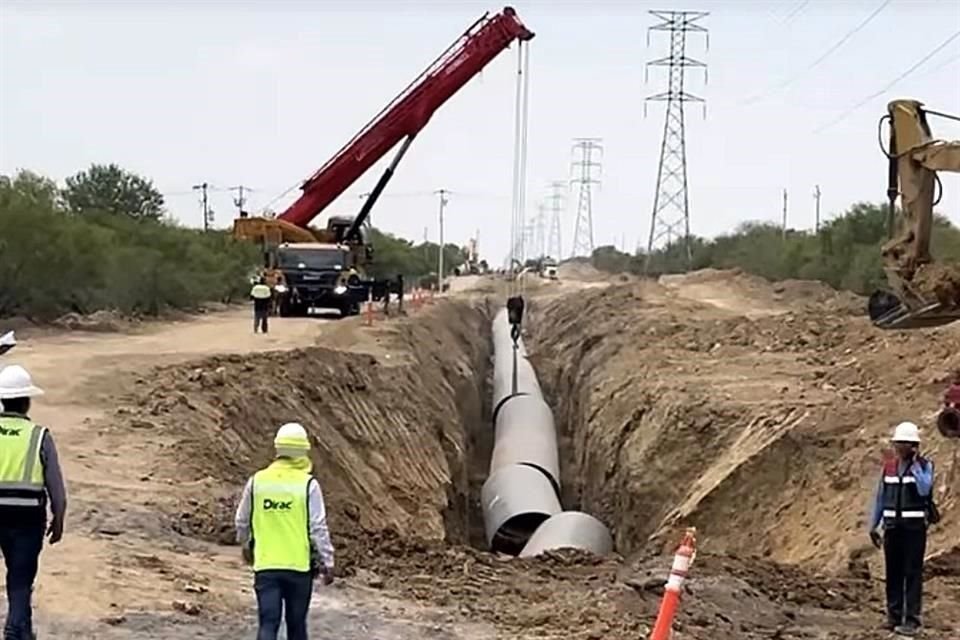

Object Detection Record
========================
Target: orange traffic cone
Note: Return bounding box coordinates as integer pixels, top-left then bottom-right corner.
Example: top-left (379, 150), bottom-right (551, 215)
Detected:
top-left (649, 528), bottom-right (697, 640)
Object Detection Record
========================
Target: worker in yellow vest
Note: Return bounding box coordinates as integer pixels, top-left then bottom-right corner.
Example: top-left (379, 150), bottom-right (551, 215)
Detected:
top-left (234, 423), bottom-right (334, 640)
top-left (0, 365), bottom-right (67, 640)
top-left (250, 276), bottom-right (273, 334)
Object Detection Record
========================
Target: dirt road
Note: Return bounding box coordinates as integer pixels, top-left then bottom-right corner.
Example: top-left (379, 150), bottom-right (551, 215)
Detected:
top-left (8, 308), bottom-right (480, 637)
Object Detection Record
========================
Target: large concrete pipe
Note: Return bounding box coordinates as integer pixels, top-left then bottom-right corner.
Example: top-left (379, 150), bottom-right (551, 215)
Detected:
top-left (481, 463), bottom-right (562, 555)
top-left (517, 511), bottom-right (614, 558)
top-left (490, 394), bottom-right (560, 496)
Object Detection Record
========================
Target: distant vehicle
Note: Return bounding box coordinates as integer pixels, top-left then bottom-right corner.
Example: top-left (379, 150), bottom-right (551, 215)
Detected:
top-left (541, 259), bottom-right (558, 280)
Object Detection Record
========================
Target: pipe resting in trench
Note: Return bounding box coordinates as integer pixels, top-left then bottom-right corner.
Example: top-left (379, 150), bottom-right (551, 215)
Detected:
top-left (480, 305), bottom-right (613, 557)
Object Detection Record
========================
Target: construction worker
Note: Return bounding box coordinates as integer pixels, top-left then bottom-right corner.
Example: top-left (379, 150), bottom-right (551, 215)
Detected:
top-left (0, 365), bottom-right (67, 640)
top-left (250, 276), bottom-right (273, 334)
top-left (868, 421), bottom-right (935, 636)
top-left (234, 423), bottom-right (334, 640)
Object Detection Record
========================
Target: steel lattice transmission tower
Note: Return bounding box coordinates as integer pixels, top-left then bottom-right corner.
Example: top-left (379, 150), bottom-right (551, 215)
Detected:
top-left (644, 10), bottom-right (708, 271)
top-left (546, 180), bottom-right (566, 260)
top-left (570, 138), bottom-right (602, 258)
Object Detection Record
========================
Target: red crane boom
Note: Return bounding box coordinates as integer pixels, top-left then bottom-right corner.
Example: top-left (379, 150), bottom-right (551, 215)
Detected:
top-left (277, 7), bottom-right (534, 230)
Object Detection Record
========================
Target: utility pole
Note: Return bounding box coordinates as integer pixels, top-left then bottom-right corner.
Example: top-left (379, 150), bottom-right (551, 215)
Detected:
top-left (435, 189), bottom-right (449, 290)
top-left (546, 180), bottom-right (565, 259)
top-left (230, 185), bottom-right (252, 218)
top-left (570, 138), bottom-right (603, 258)
top-left (782, 188), bottom-right (788, 242)
top-left (644, 10), bottom-right (709, 271)
top-left (192, 182), bottom-right (212, 231)
top-left (813, 184), bottom-right (821, 233)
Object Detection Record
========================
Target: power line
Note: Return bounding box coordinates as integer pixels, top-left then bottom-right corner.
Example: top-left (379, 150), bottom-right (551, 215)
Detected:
top-left (813, 30), bottom-right (960, 133)
top-left (780, 1), bottom-right (811, 26)
top-left (743, 0), bottom-right (892, 105)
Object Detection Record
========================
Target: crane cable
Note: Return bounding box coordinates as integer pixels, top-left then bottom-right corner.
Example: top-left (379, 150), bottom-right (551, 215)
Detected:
top-left (508, 42), bottom-right (532, 296)
top-left (518, 43), bottom-right (532, 299)
top-left (508, 43), bottom-right (523, 294)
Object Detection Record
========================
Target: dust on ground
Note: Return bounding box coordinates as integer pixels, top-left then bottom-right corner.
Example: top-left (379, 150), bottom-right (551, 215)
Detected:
top-left (5, 268), bottom-right (960, 639)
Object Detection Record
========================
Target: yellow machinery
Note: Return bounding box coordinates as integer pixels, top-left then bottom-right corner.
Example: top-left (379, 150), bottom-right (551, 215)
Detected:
top-left (868, 99), bottom-right (960, 329)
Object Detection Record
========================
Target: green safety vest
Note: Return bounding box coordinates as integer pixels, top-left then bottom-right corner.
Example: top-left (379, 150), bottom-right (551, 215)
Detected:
top-left (251, 284), bottom-right (272, 300)
top-left (250, 459), bottom-right (312, 572)
top-left (0, 415), bottom-right (46, 508)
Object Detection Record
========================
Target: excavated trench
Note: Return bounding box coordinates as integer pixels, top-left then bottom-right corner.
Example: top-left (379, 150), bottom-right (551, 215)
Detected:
top-left (104, 283), bottom-right (960, 637)
top-left (123, 300), bottom-right (499, 562)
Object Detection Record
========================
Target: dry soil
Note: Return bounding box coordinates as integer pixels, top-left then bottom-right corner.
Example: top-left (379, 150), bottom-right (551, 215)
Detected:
top-left (2, 270), bottom-right (958, 639)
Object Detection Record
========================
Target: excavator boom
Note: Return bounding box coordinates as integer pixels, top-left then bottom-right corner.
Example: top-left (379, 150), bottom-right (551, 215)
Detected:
top-left (868, 99), bottom-right (960, 330)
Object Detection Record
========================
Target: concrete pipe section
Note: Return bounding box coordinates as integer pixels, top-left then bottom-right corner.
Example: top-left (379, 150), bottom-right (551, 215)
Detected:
top-left (483, 300), bottom-right (613, 559)
top-left (491, 310), bottom-right (543, 421)
top-left (518, 511), bottom-right (614, 558)
top-left (481, 463), bottom-right (562, 555)
top-left (490, 394), bottom-right (560, 496)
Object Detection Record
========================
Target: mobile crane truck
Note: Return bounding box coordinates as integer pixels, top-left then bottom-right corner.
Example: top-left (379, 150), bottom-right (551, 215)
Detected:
top-left (233, 7), bottom-right (534, 317)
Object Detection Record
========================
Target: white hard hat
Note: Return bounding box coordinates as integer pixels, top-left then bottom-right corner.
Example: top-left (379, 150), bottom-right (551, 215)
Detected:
top-left (892, 421), bottom-right (921, 443)
top-left (274, 422), bottom-right (310, 455)
top-left (0, 365), bottom-right (44, 399)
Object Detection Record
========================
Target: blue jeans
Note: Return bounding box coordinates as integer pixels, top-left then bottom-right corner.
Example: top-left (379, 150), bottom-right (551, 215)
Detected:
top-left (254, 570), bottom-right (313, 640)
top-left (0, 522), bottom-right (44, 640)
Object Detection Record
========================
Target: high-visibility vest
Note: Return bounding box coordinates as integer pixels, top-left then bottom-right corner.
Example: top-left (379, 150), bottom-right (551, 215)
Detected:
top-left (880, 457), bottom-right (929, 529)
top-left (250, 459), bottom-right (311, 572)
top-left (0, 415), bottom-right (46, 508)
top-left (251, 284), bottom-right (272, 300)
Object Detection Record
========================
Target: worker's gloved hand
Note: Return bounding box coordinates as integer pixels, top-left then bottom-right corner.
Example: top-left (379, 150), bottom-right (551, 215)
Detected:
top-left (241, 543), bottom-right (254, 565)
top-left (869, 529), bottom-right (883, 549)
top-left (46, 517), bottom-right (63, 545)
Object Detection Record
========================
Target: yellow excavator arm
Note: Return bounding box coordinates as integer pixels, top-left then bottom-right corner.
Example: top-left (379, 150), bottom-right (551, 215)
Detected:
top-left (868, 99), bottom-right (960, 329)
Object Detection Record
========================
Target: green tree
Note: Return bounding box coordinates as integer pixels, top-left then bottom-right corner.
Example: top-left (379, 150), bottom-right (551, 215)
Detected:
top-left (63, 163), bottom-right (165, 219)
top-left (0, 170), bottom-right (62, 211)
top-left (589, 202), bottom-right (960, 296)
top-left (0, 168), bottom-right (256, 320)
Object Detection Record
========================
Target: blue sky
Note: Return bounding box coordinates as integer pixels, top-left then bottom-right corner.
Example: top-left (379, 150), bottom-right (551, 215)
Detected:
top-left (1, 0), bottom-right (958, 262)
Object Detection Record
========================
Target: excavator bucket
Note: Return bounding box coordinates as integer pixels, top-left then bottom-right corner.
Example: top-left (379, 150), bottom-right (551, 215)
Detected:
top-left (868, 289), bottom-right (960, 330)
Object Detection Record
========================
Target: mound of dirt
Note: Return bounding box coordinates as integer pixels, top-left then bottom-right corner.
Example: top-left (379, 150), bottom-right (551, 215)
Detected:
top-left (115, 300), bottom-right (493, 553)
top-left (660, 268), bottom-right (865, 316)
top-left (914, 262), bottom-right (960, 305)
top-left (528, 279), bottom-right (960, 634)
top-left (558, 259), bottom-right (607, 282)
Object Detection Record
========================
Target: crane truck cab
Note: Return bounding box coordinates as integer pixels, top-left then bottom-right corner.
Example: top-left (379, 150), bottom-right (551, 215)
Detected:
top-left (273, 242), bottom-right (363, 318)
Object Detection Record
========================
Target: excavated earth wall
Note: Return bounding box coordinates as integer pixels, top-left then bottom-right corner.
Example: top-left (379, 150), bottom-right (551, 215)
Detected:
top-left (527, 273), bottom-right (960, 637)
top-left (116, 300), bottom-right (494, 565)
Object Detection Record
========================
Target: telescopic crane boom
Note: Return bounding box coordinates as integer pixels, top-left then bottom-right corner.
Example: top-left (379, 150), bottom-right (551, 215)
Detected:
top-left (868, 99), bottom-right (960, 330)
top-left (280, 7), bottom-right (533, 239)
